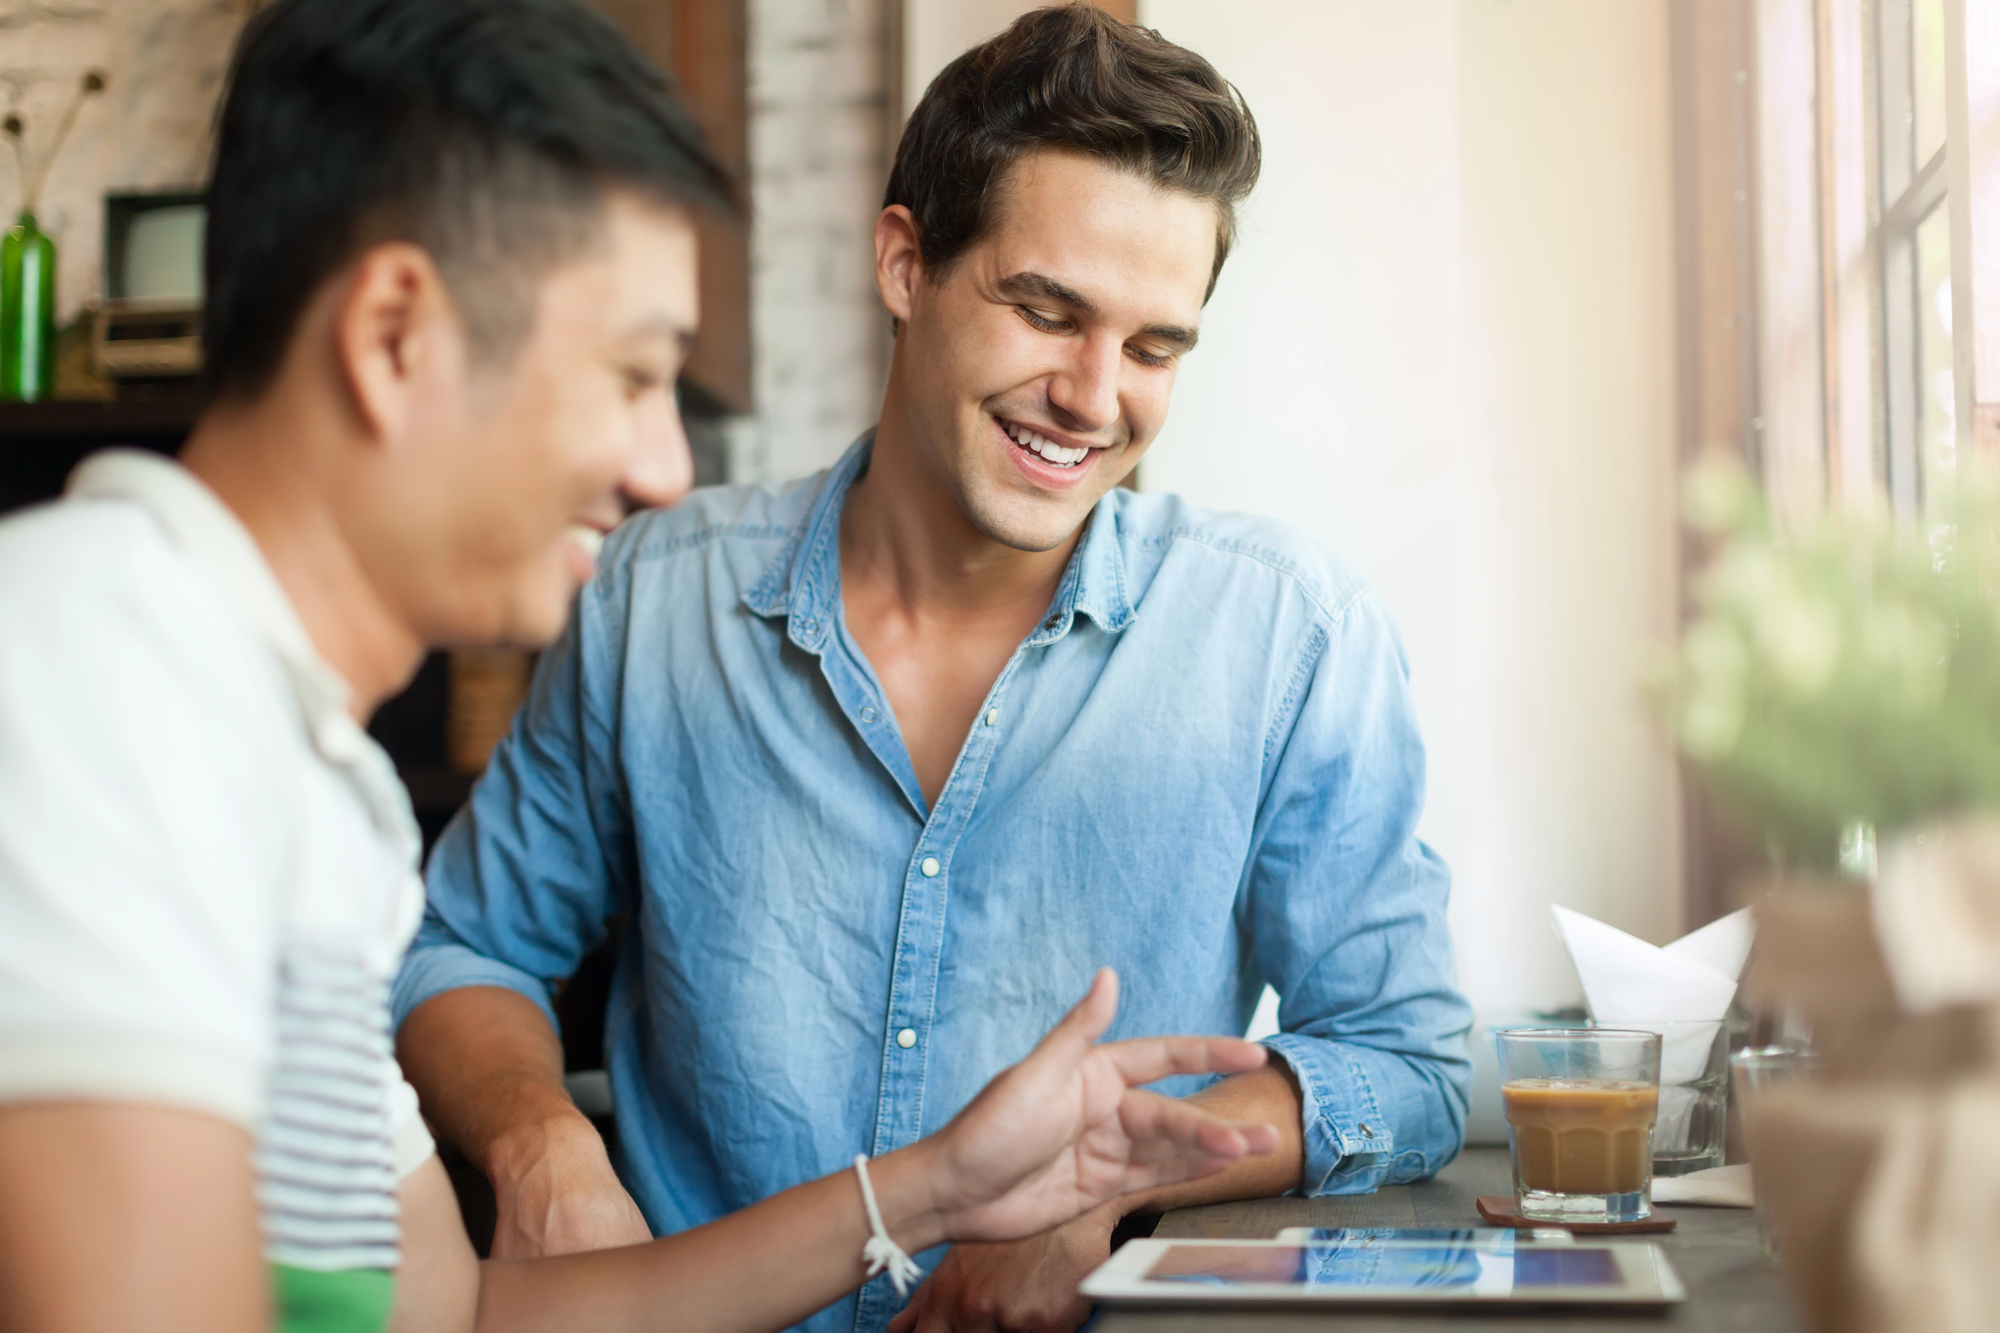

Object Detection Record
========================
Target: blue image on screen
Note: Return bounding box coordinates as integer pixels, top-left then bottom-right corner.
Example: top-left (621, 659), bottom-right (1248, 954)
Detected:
top-left (1148, 1237), bottom-right (1626, 1294)
top-left (1152, 1233), bottom-right (1495, 1290)
top-left (1514, 1249), bottom-right (1621, 1287)
top-left (1281, 1229), bottom-right (1517, 1245)
top-left (1304, 1243), bottom-right (1486, 1288)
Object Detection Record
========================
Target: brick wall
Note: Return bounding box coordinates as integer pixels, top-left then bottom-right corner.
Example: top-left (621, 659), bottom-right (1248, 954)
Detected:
top-left (0, 0), bottom-right (898, 487)
top-left (0, 0), bottom-right (249, 325)
top-left (740, 0), bottom-right (892, 483)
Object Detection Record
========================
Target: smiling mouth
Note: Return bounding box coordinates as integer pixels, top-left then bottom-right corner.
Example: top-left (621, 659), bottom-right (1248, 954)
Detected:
top-left (566, 525), bottom-right (606, 560)
top-left (998, 417), bottom-right (1093, 469)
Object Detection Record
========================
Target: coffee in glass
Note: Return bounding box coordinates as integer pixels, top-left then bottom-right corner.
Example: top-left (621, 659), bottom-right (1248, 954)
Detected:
top-left (1493, 1028), bottom-right (1662, 1223)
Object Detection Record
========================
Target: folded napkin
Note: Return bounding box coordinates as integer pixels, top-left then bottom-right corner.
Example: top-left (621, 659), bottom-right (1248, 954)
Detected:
top-left (1551, 905), bottom-right (1753, 1025)
top-left (1551, 905), bottom-right (1755, 1148)
top-left (1652, 1164), bottom-right (1753, 1208)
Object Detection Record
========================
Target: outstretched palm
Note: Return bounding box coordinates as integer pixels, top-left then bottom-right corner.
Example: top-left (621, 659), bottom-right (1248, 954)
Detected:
top-left (928, 969), bottom-right (1280, 1242)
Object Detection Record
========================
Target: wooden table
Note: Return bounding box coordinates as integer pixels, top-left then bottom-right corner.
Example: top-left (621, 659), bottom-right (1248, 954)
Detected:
top-left (1096, 1148), bottom-right (1799, 1332)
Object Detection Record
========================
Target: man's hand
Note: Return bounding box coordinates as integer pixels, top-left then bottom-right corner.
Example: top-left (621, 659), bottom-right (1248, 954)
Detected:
top-left (398, 987), bottom-right (653, 1259)
top-left (918, 968), bottom-right (1278, 1243)
top-left (887, 1206), bottom-right (1117, 1333)
top-left (487, 1112), bottom-right (653, 1259)
top-left (892, 986), bottom-right (1310, 1333)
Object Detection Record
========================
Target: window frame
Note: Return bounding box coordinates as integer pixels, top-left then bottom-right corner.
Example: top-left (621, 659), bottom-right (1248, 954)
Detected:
top-left (1732, 0), bottom-right (1999, 525)
top-left (1673, 0), bottom-right (2000, 925)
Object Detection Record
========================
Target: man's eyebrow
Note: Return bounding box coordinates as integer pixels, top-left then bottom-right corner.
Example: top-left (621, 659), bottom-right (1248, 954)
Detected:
top-left (1139, 322), bottom-right (1199, 353)
top-left (998, 271), bottom-right (1096, 315)
top-left (619, 316), bottom-right (699, 355)
top-left (999, 271), bottom-right (1199, 352)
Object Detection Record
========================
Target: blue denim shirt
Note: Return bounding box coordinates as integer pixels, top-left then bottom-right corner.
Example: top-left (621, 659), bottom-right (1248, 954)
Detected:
top-left (393, 437), bottom-right (1471, 1333)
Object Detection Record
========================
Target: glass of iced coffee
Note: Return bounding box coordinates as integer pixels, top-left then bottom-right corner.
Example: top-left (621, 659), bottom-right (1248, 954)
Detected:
top-left (1494, 1028), bottom-right (1662, 1223)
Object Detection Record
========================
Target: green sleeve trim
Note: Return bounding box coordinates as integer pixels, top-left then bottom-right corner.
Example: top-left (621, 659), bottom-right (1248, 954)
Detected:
top-left (271, 1264), bottom-right (395, 1333)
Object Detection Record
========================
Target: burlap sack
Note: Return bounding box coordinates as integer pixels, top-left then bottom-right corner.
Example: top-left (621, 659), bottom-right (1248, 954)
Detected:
top-left (1745, 820), bottom-right (2000, 1333)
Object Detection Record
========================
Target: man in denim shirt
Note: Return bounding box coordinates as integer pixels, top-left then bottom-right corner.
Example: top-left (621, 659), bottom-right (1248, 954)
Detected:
top-left (393, 9), bottom-right (1472, 1333)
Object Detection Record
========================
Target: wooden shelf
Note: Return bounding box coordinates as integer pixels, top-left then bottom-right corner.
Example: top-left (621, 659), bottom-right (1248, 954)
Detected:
top-left (0, 390), bottom-right (198, 443)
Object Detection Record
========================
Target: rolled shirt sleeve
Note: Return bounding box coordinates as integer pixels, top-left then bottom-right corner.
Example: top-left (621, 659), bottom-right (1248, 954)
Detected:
top-left (1247, 589), bottom-right (1473, 1194)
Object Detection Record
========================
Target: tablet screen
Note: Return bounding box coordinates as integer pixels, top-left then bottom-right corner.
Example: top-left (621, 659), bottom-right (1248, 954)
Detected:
top-left (1146, 1240), bottom-right (1623, 1292)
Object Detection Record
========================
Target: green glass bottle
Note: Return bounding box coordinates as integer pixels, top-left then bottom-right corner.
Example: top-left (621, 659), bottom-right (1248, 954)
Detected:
top-left (1, 211), bottom-right (56, 402)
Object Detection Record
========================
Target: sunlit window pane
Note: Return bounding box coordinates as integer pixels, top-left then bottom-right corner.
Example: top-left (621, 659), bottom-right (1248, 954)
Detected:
top-left (1914, 0), bottom-right (1948, 169)
top-left (1916, 201), bottom-right (1955, 478)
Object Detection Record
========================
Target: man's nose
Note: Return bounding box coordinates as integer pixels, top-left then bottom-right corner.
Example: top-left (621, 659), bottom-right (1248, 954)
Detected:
top-left (622, 397), bottom-right (695, 513)
top-left (1047, 334), bottom-right (1122, 435)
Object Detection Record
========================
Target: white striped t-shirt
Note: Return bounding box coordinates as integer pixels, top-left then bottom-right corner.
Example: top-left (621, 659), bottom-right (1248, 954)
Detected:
top-left (0, 451), bottom-right (434, 1275)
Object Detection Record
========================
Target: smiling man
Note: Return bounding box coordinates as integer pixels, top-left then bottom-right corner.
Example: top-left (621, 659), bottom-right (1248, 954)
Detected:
top-left (393, 8), bottom-right (1473, 1333)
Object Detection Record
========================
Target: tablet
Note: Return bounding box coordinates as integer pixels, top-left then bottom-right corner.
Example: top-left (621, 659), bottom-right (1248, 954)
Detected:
top-left (1080, 1228), bottom-right (1687, 1309)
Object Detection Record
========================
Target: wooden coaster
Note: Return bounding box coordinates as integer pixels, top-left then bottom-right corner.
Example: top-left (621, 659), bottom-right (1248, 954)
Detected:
top-left (1476, 1195), bottom-right (1677, 1234)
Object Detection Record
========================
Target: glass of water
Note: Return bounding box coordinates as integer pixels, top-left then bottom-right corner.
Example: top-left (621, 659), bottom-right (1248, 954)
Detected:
top-left (1598, 1020), bottom-right (1730, 1176)
top-left (1731, 1044), bottom-right (1821, 1260)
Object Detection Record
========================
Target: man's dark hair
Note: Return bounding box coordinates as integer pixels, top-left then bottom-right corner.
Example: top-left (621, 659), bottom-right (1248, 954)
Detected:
top-left (203, 0), bottom-right (738, 402)
top-left (885, 5), bottom-right (1259, 302)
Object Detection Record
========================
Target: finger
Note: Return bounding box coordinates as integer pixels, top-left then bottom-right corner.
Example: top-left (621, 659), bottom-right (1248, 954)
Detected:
top-left (1094, 1034), bottom-right (1269, 1088)
top-left (1114, 1089), bottom-right (1281, 1161)
top-left (1031, 967), bottom-right (1120, 1063)
top-left (1118, 1120), bottom-right (1281, 1167)
top-left (1106, 1151), bottom-right (1239, 1195)
top-left (888, 1278), bottom-right (929, 1333)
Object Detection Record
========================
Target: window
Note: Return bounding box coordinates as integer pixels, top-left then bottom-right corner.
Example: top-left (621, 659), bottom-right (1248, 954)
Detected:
top-left (1688, 0), bottom-right (2000, 527)
top-left (1672, 0), bottom-right (2000, 923)
top-left (1880, 0), bottom-right (1956, 511)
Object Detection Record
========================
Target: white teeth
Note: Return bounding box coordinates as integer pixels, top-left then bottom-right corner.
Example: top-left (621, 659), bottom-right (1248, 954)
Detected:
top-left (568, 525), bottom-right (605, 560)
top-left (1002, 420), bottom-right (1088, 468)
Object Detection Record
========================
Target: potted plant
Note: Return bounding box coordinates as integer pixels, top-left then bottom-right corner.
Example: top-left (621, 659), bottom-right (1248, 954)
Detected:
top-left (1664, 456), bottom-right (2000, 1333)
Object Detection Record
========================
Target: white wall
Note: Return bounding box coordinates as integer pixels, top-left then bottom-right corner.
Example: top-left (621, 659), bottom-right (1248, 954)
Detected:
top-left (902, 0), bottom-right (1043, 116)
top-left (1142, 0), bottom-right (1683, 1013)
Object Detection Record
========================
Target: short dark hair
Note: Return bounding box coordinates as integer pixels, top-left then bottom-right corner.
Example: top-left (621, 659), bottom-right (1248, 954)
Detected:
top-left (885, 5), bottom-right (1259, 301)
top-left (203, 0), bottom-right (739, 402)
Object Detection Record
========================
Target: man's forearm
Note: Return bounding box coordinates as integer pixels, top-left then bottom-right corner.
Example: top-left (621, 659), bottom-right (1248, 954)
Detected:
top-left (397, 986), bottom-right (653, 1259)
top-left (396, 985), bottom-right (590, 1176)
top-left (0, 1104), bottom-right (266, 1333)
top-left (1110, 1060), bottom-right (1305, 1217)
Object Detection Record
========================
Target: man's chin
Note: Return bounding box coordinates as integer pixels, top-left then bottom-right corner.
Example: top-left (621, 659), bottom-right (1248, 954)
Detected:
top-left (441, 582), bottom-right (577, 653)
top-left (964, 491), bottom-right (1100, 554)
top-left (514, 586), bottom-right (582, 649)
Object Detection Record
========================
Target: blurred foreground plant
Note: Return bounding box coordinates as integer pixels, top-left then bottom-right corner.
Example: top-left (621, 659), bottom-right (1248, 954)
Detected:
top-left (1664, 455), bottom-right (2000, 867)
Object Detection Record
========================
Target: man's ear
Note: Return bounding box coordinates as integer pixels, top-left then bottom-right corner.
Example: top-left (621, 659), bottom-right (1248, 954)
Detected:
top-left (874, 205), bottom-right (924, 325)
top-left (333, 241), bottom-right (466, 448)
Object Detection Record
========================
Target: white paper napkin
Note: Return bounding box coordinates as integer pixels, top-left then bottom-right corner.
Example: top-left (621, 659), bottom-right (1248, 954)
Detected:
top-left (1550, 905), bottom-right (1751, 1024)
top-left (1650, 1163), bottom-right (1753, 1208)
top-left (1549, 905), bottom-right (1755, 1150)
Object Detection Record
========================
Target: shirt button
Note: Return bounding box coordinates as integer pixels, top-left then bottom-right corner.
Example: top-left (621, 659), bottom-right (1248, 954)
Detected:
top-left (896, 1028), bottom-right (918, 1049)
top-left (984, 709), bottom-right (998, 727)
top-left (860, 706), bottom-right (878, 723)
top-left (1359, 1123), bottom-right (1375, 1139)
top-left (920, 857), bottom-right (941, 878)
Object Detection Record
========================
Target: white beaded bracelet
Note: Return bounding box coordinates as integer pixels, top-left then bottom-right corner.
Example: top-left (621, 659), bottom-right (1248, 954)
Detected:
top-left (853, 1154), bottom-right (923, 1296)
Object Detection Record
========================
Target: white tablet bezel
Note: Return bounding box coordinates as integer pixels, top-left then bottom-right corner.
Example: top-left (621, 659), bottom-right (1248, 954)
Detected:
top-left (1079, 1235), bottom-right (1687, 1308)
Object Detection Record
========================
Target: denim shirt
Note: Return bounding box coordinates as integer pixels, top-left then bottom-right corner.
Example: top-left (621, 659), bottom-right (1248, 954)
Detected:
top-left (393, 437), bottom-right (1471, 1333)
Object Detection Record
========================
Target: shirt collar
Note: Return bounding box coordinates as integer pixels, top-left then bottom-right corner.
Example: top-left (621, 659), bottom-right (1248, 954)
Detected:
top-left (742, 432), bottom-right (1137, 645)
top-left (66, 449), bottom-right (372, 764)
